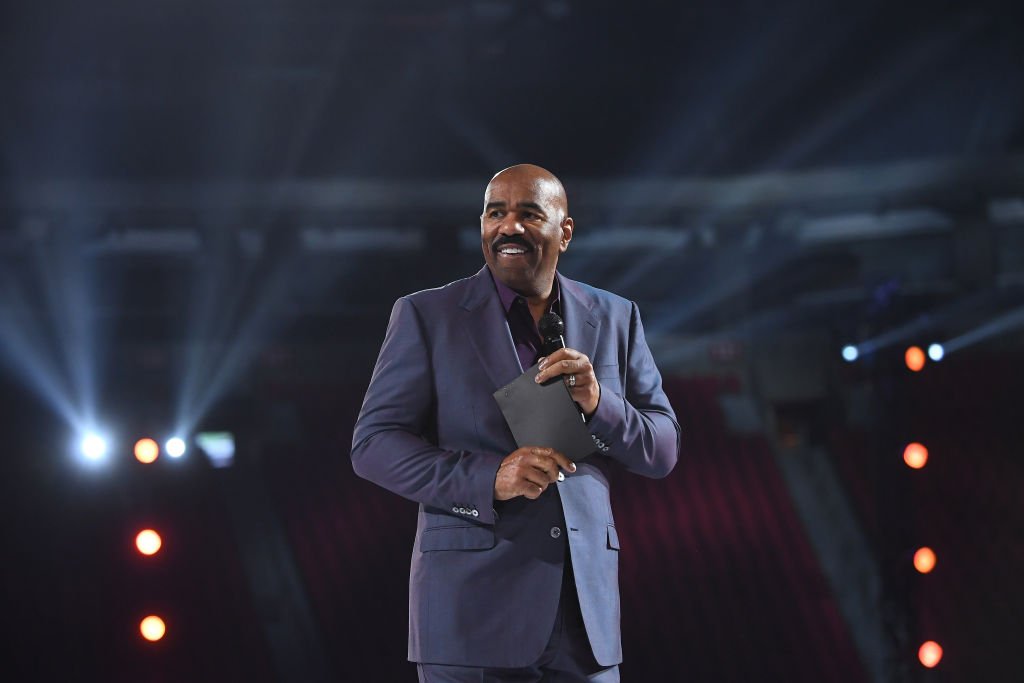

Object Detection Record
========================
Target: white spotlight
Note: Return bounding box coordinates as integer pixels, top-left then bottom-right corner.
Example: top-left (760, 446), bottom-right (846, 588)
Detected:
top-left (165, 437), bottom-right (187, 458)
top-left (80, 432), bottom-right (108, 460)
top-left (842, 345), bottom-right (859, 362)
top-left (928, 343), bottom-right (945, 361)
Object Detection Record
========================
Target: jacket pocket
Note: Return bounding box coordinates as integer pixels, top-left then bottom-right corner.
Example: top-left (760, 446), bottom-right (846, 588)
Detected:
top-left (607, 524), bottom-right (620, 551)
top-left (421, 524), bottom-right (497, 552)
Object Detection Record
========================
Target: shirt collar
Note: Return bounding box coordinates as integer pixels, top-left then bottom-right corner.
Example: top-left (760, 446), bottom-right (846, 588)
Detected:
top-left (489, 269), bottom-right (560, 315)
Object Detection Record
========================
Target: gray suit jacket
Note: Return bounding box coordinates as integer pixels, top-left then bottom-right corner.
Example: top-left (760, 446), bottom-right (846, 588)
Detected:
top-left (351, 266), bottom-right (679, 668)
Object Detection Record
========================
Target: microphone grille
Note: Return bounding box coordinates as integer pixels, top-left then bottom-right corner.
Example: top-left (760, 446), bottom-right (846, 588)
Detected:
top-left (538, 312), bottom-right (565, 338)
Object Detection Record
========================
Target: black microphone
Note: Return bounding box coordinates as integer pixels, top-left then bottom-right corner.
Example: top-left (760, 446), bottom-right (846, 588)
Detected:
top-left (538, 312), bottom-right (566, 357)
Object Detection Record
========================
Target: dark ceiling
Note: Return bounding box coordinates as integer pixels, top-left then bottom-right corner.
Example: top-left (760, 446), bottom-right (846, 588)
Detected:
top-left (3, 0), bottom-right (1023, 181)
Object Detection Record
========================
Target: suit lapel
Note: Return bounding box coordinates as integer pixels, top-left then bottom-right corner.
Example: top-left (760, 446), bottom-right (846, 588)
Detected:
top-left (460, 267), bottom-right (524, 391)
top-left (460, 268), bottom-right (601, 391)
top-left (557, 273), bottom-right (601, 362)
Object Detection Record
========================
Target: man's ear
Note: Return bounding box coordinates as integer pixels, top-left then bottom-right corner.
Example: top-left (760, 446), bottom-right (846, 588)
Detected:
top-left (560, 217), bottom-right (574, 252)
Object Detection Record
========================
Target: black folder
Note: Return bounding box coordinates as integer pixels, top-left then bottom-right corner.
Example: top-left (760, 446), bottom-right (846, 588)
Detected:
top-left (493, 363), bottom-right (596, 462)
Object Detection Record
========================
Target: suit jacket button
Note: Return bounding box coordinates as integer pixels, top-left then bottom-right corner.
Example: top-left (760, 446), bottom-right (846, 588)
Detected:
top-left (451, 506), bottom-right (459, 513)
top-left (550, 526), bottom-right (562, 539)
top-left (471, 509), bottom-right (479, 517)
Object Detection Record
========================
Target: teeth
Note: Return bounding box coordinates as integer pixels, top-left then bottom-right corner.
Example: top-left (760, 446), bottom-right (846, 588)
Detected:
top-left (499, 247), bottom-right (526, 254)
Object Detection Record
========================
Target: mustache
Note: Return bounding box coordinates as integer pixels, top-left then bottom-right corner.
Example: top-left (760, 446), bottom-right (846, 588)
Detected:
top-left (492, 235), bottom-right (533, 252)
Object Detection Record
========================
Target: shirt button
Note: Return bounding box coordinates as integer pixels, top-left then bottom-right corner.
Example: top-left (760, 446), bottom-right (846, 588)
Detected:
top-left (550, 526), bottom-right (562, 539)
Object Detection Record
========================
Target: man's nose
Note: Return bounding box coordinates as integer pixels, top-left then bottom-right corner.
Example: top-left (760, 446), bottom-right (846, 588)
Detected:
top-left (497, 216), bottom-right (525, 234)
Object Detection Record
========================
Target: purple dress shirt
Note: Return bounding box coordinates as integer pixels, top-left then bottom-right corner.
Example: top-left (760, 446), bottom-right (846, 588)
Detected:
top-left (490, 271), bottom-right (561, 372)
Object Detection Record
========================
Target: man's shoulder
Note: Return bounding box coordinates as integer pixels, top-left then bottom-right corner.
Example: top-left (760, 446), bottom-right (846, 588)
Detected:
top-left (559, 274), bottom-right (634, 315)
top-left (400, 270), bottom-right (485, 310)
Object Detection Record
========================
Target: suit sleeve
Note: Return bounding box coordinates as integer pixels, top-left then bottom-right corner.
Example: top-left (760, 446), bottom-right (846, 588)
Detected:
top-left (350, 297), bottom-right (504, 525)
top-left (586, 302), bottom-right (680, 478)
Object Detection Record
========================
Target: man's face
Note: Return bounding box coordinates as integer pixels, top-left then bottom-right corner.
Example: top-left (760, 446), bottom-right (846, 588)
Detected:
top-left (480, 172), bottom-right (572, 297)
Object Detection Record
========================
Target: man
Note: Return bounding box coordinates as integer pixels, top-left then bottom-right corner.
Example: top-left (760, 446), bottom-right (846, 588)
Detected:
top-left (351, 164), bottom-right (679, 682)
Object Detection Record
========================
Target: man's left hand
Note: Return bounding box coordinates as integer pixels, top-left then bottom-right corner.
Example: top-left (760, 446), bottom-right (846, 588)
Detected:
top-left (535, 348), bottom-right (600, 418)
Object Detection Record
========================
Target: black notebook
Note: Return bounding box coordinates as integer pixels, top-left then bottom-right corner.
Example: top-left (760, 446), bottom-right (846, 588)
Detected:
top-left (492, 363), bottom-right (596, 462)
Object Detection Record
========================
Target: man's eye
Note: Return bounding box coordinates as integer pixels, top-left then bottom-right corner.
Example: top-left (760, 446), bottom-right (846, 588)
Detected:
top-left (521, 212), bottom-right (538, 220)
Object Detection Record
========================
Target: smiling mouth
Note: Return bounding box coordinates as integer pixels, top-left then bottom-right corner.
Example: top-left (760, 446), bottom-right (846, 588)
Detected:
top-left (494, 238), bottom-right (533, 257)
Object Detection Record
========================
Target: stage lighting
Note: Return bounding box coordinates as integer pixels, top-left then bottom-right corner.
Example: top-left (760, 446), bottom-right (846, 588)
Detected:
top-left (905, 346), bottom-right (926, 372)
top-left (80, 432), bottom-right (108, 461)
top-left (841, 345), bottom-right (858, 362)
top-left (165, 437), bottom-right (186, 458)
top-left (134, 438), bottom-right (159, 464)
top-left (196, 431), bottom-right (235, 468)
top-left (135, 529), bottom-right (162, 557)
top-left (904, 442), bottom-right (929, 469)
top-left (918, 640), bottom-right (942, 668)
top-left (928, 343), bottom-right (944, 361)
top-left (139, 615), bottom-right (166, 642)
top-left (913, 547), bottom-right (936, 574)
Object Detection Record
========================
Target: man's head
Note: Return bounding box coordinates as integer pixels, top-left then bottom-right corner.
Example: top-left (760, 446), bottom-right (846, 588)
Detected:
top-left (480, 164), bottom-right (573, 299)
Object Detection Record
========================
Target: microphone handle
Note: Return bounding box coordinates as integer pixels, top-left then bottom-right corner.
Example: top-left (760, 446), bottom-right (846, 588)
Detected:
top-left (540, 334), bottom-right (585, 423)
top-left (542, 334), bottom-right (565, 357)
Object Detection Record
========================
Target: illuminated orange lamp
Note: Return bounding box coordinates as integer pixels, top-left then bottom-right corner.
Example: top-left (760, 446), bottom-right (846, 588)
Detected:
top-left (918, 640), bottom-right (943, 668)
top-left (134, 438), bottom-right (159, 464)
top-left (905, 346), bottom-right (926, 372)
top-left (913, 547), bottom-right (937, 574)
top-left (139, 615), bottom-right (166, 643)
top-left (135, 529), bottom-right (162, 557)
top-left (903, 442), bottom-right (929, 469)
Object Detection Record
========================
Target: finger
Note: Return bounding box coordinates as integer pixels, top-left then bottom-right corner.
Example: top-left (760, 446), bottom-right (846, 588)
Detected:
top-left (529, 456), bottom-right (560, 483)
top-left (536, 356), bottom-right (589, 383)
top-left (538, 348), bottom-right (573, 370)
top-left (547, 450), bottom-right (577, 474)
top-left (528, 447), bottom-right (569, 475)
top-left (520, 473), bottom-right (547, 498)
top-left (522, 467), bottom-right (553, 490)
top-left (564, 372), bottom-right (589, 389)
top-left (522, 483), bottom-right (545, 500)
top-left (537, 348), bottom-right (586, 372)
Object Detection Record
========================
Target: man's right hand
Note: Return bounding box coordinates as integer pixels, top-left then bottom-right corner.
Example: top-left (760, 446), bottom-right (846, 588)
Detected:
top-left (494, 447), bottom-right (576, 501)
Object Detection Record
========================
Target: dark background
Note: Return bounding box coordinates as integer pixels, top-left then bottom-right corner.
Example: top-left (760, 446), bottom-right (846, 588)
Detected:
top-left (3, 1), bottom-right (1023, 681)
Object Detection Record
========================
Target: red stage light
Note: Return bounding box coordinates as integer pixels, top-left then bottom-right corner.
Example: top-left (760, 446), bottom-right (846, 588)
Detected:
top-left (913, 547), bottom-right (936, 574)
top-left (140, 615), bottom-right (166, 642)
top-left (903, 443), bottom-right (928, 469)
top-left (135, 529), bottom-right (162, 556)
top-left (918, 640), bottom-right (942, 668)
top-left (905, 346), bottom-right (926, 372)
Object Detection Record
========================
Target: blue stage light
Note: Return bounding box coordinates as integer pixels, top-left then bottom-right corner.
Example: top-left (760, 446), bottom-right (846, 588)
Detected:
top-left (841, 345), bottom-right (859, 362)
top-left (80, 432), bottom-right (108, 460)
top-left (928, 343), bottom-right (944, 361)
top-left (196, 432), bottom-right (235, 468)
top-left (165, 436), bottom-right (187, 458)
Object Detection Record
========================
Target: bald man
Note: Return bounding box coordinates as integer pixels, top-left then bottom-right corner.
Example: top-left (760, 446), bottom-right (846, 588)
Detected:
top-left (352, 165), bottom-right (680, 682)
